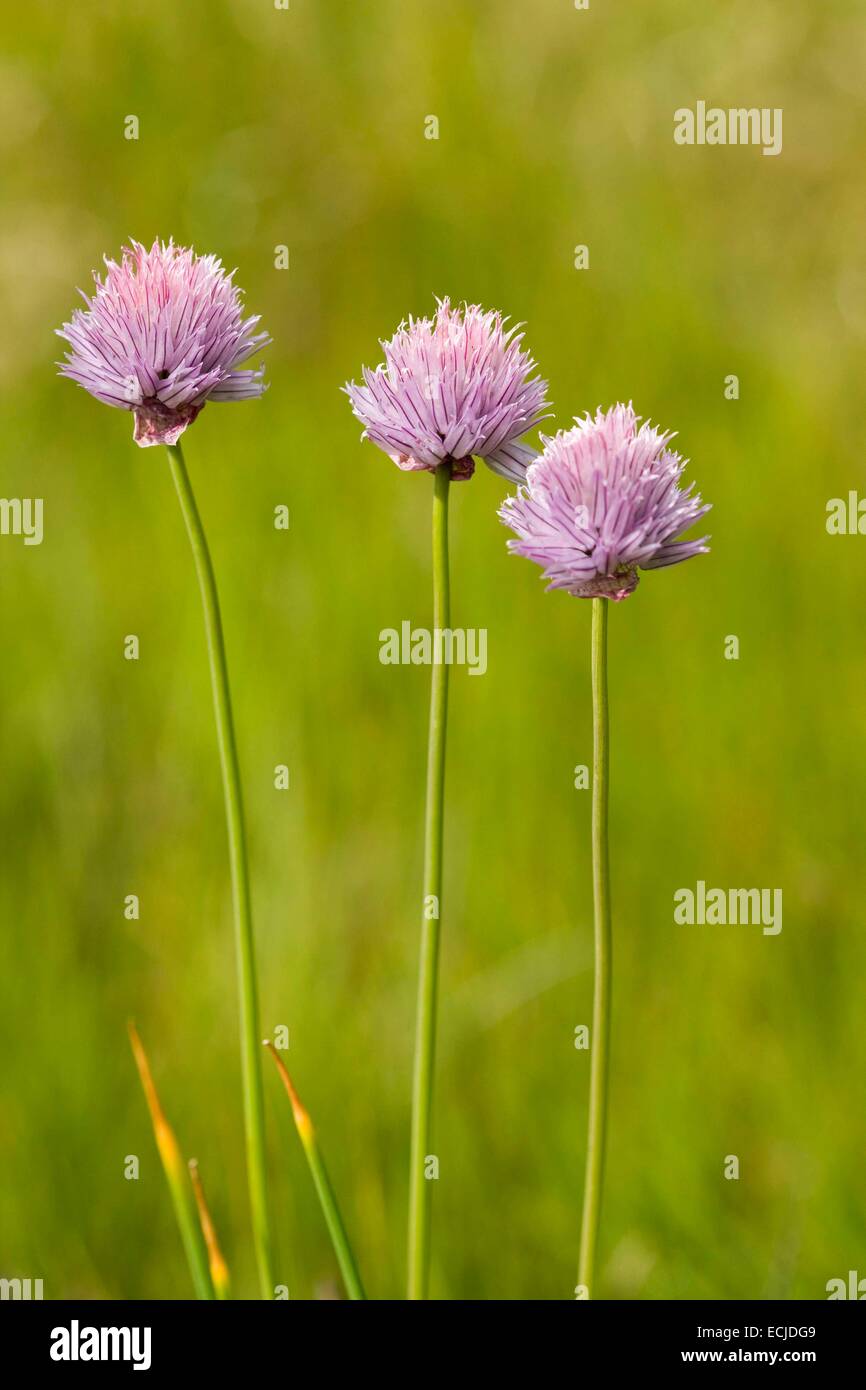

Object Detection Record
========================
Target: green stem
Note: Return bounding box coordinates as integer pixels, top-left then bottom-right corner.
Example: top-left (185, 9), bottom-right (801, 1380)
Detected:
top-left (578, 597), bottom-right (612, 1299)
top-left (166, 441), bottom-right (274, 1299)
top-left (407, 461), bottom-right (452, 1300)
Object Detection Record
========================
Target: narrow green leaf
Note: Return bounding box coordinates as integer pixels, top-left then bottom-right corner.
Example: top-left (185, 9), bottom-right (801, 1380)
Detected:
top-left (189, 1159), bottom-right (231, 1300)
top-left (128, 1022), bottom-right (214, 1300)
top-left (264, 1042), bottom-right (366, 1300)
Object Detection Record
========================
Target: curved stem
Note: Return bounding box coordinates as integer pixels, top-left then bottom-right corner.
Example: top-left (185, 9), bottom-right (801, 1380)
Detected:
top-left (578, 597), bottom-right (612, 1299)
top-left (407, 461), bottom-right (451, 1300)
top-left (166, 442), bottom-right (274, 1299)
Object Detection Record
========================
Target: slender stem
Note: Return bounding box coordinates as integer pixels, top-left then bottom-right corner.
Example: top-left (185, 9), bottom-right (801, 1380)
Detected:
top-left (166, 442), bottom-right (274, 1299)
top-left (578, 597), bottom-right (612, 1299)
top-left (407, 460), bottom-right (452, 1300)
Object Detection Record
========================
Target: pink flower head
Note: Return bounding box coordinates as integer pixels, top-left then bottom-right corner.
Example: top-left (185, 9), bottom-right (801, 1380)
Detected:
top-left (499, 404), bottom-right (710, 600)
top-left (56, 239), bottom-right (270, 447)
top-left (344, 298), bottom-right (550, 482)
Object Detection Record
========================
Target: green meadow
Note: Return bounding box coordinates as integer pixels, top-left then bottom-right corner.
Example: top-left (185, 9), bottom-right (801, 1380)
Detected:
top-left (1, 0), bottom-right (864, 1299)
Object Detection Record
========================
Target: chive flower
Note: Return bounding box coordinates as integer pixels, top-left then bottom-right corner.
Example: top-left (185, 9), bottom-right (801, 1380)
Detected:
top-left (344, 298), bottom-right (549, 482)
top-left (499, 403), bottom-right (710, 598)
top-left (59, 238), bottom-right (276, 1296)
top-left (346, 297), bottom-right (547, 1299)
top-left (499, 401), bottom-right (711, 1299)
top-left (56, 238), bottom-right (270, 446)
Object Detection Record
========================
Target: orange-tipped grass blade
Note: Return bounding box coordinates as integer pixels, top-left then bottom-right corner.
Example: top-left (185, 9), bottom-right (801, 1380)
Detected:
top-left (264, 1042), bottom-right (366, 1300)
top-left (189, 1159), bottom-right (231, 1300)
top-left (128, 1022), bottom-right (214, 1300)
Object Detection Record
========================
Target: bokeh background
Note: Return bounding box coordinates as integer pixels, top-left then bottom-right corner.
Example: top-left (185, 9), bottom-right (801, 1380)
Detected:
top-left (1, 0), bottom-right (864, 1301)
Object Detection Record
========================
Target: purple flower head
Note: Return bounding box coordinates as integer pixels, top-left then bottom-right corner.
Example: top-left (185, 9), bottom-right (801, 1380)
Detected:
top-left (344, 298), bottom-right (550, 483)
top-left (56, 239), bottom-right (270, 447)
top-left (499, 404), bottom-right (710, 600)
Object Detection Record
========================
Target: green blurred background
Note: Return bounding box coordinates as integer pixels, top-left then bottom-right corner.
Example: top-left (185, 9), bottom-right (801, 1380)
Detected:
top-left (1, 0), bottom-right (864, 1300)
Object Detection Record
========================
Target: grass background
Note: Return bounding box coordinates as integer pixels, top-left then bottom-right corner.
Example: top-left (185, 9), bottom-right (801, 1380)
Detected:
top-left (1, 0), bottom-right (864, 1299)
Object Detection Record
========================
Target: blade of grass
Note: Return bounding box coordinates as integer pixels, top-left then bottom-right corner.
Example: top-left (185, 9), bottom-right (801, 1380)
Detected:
top-left (127, 1022), bottom-right (214, 1300)
top-left (264, 1042), bottom-right (366, 1300)
top-left (189, 1160), bottom-right (231, 1300)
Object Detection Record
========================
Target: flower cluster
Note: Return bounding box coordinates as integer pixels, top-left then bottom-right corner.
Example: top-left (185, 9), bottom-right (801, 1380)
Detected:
top-left (498, 404), bottom-right (710, 599)
top-left (56, 239), bottom-right (270, 447)
top-left (344, 298), bottom-right (549, 482)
